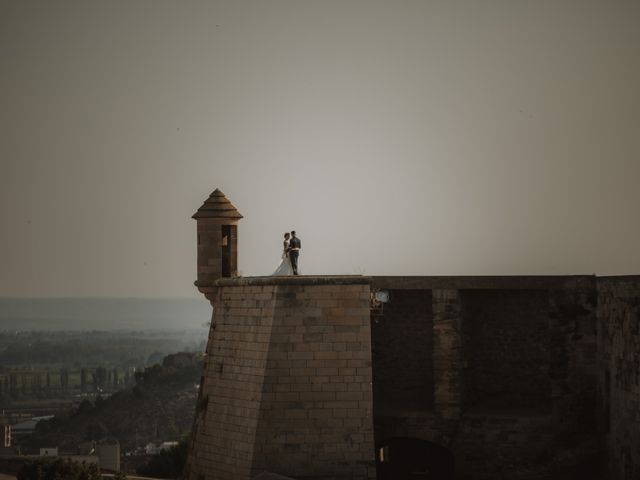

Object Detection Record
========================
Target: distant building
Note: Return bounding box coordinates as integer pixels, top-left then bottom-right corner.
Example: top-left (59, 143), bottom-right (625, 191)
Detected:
top-left (144, 440), bottom-right (177, 456)
top-left (144, 443), bottom-right (159, 455)
top-left (76, 440), bottom-right (95, 455)
top-left (1, 418), bottom-right (10, 448)
top-left (10, 415), bottom-right (53, 443)
top-left (96, 439), bottom-right (120, 472)
top-left (159, 441), bottom-right (178, 451)
top-left (39, 447), bottom-right (58, 456)
top-left (0, 417), bottom-right (14, 457)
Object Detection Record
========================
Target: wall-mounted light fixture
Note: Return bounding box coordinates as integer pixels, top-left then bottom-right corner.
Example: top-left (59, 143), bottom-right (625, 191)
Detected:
top-left (371, 289), bottom-right (390, 319)
top-left (374, 290), bottom-right (390, 304)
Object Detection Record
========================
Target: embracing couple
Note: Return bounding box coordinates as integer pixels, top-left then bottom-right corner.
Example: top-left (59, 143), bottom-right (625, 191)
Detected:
top-left (272, 231), bottom-right (301, 276)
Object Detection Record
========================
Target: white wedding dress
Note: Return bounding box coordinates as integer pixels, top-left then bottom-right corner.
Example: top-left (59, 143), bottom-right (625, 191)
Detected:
top-left (271, 240), bottom-right (294, 276)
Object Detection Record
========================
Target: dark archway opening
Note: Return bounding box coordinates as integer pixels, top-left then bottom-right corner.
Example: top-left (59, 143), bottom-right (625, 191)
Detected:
top-left (376, 437), bottom-right (454, 480)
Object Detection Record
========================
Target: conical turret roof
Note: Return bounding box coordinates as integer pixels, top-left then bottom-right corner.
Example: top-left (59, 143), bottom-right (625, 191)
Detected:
top-left (192, 189), bottom-right (243, 219)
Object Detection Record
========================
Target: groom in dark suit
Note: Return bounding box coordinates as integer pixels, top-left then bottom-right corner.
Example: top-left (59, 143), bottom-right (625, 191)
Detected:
top-left (288, 231), bottom-right (301, 275)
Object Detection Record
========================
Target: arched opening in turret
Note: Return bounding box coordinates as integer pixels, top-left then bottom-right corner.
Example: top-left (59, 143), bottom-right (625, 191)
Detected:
top-left (221, 225), bottom-right (231, 277)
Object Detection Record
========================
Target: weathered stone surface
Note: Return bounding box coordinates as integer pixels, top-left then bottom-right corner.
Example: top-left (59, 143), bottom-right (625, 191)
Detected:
top-left (185, 270), bottom-right (640, 479)
top-left (252, 471), bottom-right (297, 480)
top-left (185, 278), bottom-right (375, 480)
top-left (193, 189), bottom-right (241, 300)
top-left (192, 188), bottom-right (244, 219)
top-left (597, 276), bottom-right (640, 480)
top-left (372, 289), bottom-right (433, 414)
top-left (460, 289), bottom-right (552, 411)
top-left (371, 278), bottom-right (600, 478)
top-left (187, 191), bottom-right (638, 479)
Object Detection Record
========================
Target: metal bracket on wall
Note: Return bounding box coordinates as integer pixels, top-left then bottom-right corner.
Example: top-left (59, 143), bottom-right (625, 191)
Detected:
top-left (371, 289), bottom-right (390, 320)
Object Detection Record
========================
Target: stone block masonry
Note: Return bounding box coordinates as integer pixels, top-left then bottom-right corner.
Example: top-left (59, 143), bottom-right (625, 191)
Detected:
top-left (597, 276), bottom-right (640, 480)
top-left (184, 273), bottom-right (640, 479)
top-left (371, 276), bottom-right (599, 479)
top-left (185, 276), bottom-right (376, 480)
top-left (460, 289), bottom-right (553, 411)
top-left (371, 289), bottom-right (433, 414)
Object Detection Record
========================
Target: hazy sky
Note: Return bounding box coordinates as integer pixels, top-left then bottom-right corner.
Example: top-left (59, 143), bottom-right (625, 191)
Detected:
top-left (2, 1), bottom-right (640, 298)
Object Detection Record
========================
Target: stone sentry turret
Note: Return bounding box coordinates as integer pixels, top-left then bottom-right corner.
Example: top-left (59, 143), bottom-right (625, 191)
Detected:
top-left (192, 188), bottom-right (242, 301)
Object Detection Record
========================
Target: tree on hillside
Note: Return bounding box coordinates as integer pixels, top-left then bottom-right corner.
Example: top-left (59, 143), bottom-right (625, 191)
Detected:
top-left (17, 458), bottom-right (101, 480)
top-left (136, 436), bottom-right (189, 479)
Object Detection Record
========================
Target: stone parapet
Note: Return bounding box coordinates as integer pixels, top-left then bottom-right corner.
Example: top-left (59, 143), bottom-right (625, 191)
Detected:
top-left (216, 275), bottom-right (372, 287)
top-left (372, 275), bottom-right (594, 291)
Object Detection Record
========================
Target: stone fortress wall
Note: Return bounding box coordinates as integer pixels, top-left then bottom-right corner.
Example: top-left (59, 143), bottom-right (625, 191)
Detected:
top-left (597, 276), bottom-right (640, 480)
top-left (184, 189), bottom-right (640, 480)
top-left (186, 277), bottom-right (375, 480)
top-left (369, 276), bottom-right (599, 479)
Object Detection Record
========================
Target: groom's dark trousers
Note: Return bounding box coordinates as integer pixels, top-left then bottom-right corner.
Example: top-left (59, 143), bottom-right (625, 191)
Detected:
top-left (289, 236), bottom-right (301, 275)
top-left (290, 251), bottom-right (299, 275)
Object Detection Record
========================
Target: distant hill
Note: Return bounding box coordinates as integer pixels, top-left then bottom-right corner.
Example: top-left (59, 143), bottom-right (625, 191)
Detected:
top-left (0, 298), bottom-right (211, 331)
top-left (22, 352), bottom-right (203, 452)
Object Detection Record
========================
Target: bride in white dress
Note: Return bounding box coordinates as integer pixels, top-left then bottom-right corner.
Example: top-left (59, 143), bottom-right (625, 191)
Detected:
top-left (271, 232), bottom-right (294, 276)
